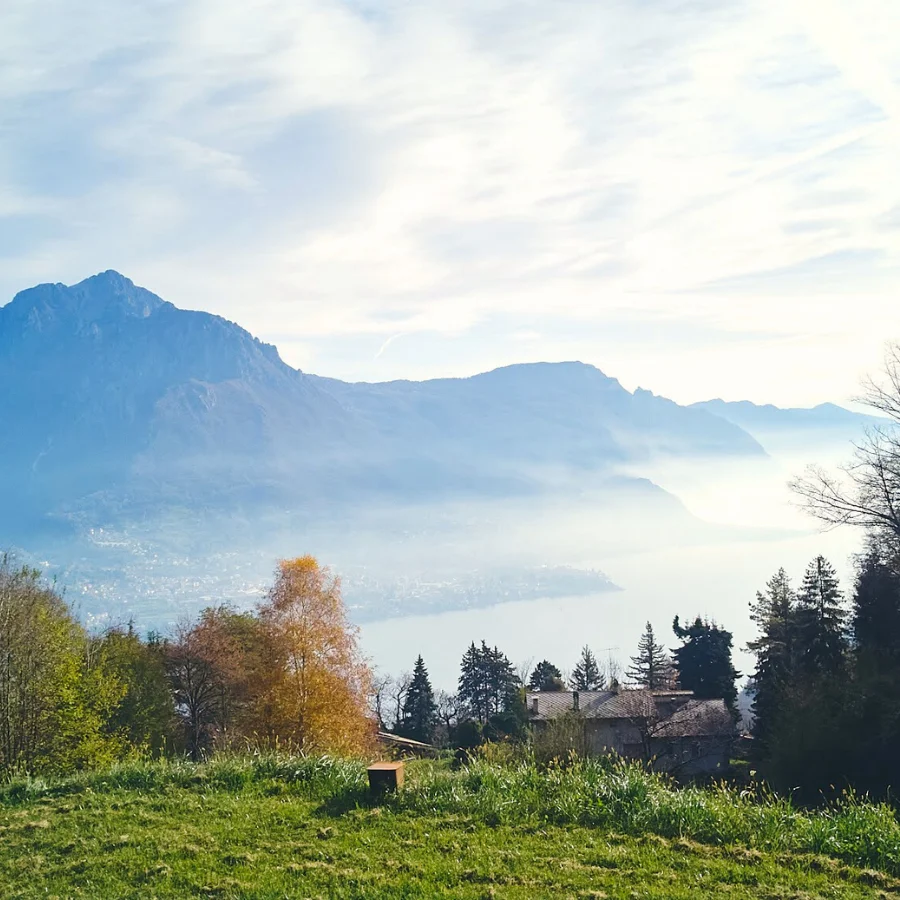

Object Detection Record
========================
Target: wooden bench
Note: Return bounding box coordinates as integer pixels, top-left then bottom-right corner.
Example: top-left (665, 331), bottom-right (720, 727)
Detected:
top-left (367, 761), bottom-right (405, 794)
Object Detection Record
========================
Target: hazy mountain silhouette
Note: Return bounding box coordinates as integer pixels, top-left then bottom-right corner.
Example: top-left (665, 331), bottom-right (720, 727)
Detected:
top-left (690, 398), bottom-right (882, 444)
top-left (0, 271), bottom-right (770, 534)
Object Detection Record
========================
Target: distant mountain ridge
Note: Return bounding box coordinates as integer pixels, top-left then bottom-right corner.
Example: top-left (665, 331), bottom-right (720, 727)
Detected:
top-left (2, 270), bottom-right (884, 627)
top-left (0, 271), bottom-right (770, 532)
top-left (690, 398), bottom-right (883, 442)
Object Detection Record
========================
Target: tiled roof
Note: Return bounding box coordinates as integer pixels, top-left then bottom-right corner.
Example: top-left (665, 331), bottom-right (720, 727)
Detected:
top-left (526, 689), bottom-right (732, 738)
top-left (651, 699), bottom-right (733, 738)
top-left (526, 690), bottom-right (616, 720)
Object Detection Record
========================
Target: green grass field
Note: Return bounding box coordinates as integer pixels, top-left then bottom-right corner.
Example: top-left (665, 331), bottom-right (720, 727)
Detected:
top-left (2, 755), bottom-right (899, 899)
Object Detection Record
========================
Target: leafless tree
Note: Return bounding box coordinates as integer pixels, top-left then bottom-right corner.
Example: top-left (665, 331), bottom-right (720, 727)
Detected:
top-left (626, 699), bottom-right (734, 777)
top-left (370, 671), bottom-right (394, 731)
top-left (435, 690), bottom-right (461, 746)
top-left (604, 654), bottom-right (622, 688)
top-left (790, 344), bottom-right (900, 542)
top-left (516, 657), bottom-right (535, 688)
top-left (164, 622), bottom-right (223, 760)
top-left (386, 671), bottom-right (412, 732)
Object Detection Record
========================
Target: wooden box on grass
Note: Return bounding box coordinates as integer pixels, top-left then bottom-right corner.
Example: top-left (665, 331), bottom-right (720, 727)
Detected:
top-left (367, 761), bottom-right (405, 794)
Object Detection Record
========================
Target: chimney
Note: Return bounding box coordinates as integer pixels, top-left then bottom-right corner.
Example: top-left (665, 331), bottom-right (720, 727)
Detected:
top-left (531, 697), bottom-right (539, 715)
top-left (572, 691), bottom-right (580, 712)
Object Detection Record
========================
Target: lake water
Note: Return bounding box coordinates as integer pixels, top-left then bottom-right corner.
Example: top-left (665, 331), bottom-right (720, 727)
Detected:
top-left (359, 446), bottom-right (862, 690)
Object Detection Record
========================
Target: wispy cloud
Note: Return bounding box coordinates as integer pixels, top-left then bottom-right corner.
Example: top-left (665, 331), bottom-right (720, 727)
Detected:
top-left (1, 0), bottom-right (899, 404)
top-left (375, 332), bottom-right (405, 360)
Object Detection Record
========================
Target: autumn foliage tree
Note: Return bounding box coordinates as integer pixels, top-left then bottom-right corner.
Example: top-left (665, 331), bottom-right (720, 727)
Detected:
top-left (258, 557), bottom-right (374, 755)
top-left (164, 605), bottom-right (271, 758)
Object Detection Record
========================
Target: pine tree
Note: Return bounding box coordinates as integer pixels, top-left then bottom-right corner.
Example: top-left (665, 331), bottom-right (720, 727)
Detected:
top-left (852, 540), bottom-right (900, 656)
top-left (672, 616), bottom-right (739, 709)
top-left (794, 556), bottom-right (847, 676)
top-left (841, 541), bottom-right (900, 797)
top-left (528, 659), bottom-right (564, 691)
top-left (458, 641), bottom-right (518, 724)
top-left (626, 623), bottom-right (673, 689)
top-left (398, 655), bottom-right (437, 744)
top-left (458, 642), bottom-right (487, 724)
top-left (571, 645), bottom-right (605, 691)
top-left (747, 568), bottom-right (796, 754)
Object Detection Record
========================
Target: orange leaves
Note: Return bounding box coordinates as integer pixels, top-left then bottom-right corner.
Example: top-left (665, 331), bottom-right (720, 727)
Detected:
top-left (167, 557), bottom-right (374, 758)
top-left (259, 557), bottom-right (375, 756)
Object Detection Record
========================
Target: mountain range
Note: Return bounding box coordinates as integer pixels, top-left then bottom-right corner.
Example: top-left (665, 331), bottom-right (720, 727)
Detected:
top-left (0, 270), bottom-right (881, 624)
top-left (0, 270), bottom-right (786, 532)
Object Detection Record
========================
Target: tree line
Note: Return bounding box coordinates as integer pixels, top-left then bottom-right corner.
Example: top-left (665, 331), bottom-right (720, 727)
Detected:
top-left (747, 343), bottom-right (900, 801)
top-left (0, 555), bottom-right (373, 774)
top-left (748, 549), bottom-right (900, 801)
top-left (1, 543), bottom-right (744, 776)
top-left (4, 347), bottom-right (900, 798)
top-left (376, 615), bottom-right (742, 749)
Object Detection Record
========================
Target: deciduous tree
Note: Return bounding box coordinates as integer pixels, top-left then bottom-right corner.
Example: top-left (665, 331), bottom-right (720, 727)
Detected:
top-left (259, 557), bottom-right (374, 755)
top-left (0, 555), bottom-right (125, 774)
top-left (98, 625), bottom-right (174, 755)
top-left (790, 344), bottom-right (900, 549)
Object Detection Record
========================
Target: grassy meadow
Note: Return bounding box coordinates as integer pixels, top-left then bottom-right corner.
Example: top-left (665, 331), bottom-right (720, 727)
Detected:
top-left (2, 754), bottom-right (900, 899)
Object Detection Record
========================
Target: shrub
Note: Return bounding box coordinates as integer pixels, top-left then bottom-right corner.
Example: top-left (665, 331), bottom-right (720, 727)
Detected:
top-left (532, 712), bottom-right (586, 768)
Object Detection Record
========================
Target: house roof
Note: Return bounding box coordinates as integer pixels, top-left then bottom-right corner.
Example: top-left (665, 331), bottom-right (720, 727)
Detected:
top-left (526, 689), bottom-right (732, 738)
top-left (651, 699), bottom-right (734, 738)
top-left (377, 732), bottom-right (434, 749)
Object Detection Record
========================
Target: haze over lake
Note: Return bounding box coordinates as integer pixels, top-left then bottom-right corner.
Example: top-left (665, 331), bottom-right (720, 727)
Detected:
top-left (360, 443), bottom-right (861, 688)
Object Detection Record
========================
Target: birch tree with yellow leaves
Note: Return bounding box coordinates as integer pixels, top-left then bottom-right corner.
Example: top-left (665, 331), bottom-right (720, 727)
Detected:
top-left (257, 556), bottom-right (374, 755)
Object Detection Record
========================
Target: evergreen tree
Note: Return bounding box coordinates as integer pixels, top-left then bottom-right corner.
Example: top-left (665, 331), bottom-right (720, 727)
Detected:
top-left (626, 623), bottom-right (673, 689)
top-left (794, 556), bottom-right (847, 676)
top-left (671, 616), bottom-right (739, 709)
top-left (528, 659), bottom-right (565, 691)
top-left (747, 568), bottom-right (796, 754)
top-left (398, 655), bottom-right (437, 744)
top-left (458, 641), bottom-right (518, 724)
top-left (458, 643), bottom-right (487, 724)
top-left (571, 645), bottom-right (605, 691)
top-left (844, 541), bottom-right (900, 797)
top-left (852, 539), bottom-right (900, 656)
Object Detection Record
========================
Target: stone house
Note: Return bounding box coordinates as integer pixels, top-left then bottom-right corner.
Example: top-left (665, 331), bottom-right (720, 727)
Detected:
top-left (526, 688), bottom-right (735, 776)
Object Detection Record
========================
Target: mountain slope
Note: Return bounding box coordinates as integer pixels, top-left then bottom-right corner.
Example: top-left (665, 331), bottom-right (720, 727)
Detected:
top-left (311, 364), bottom-right (764, 470)
top-left (0, 271), bottom-right (354, 521)
top-left (0, 271), bottom-right (766, 528)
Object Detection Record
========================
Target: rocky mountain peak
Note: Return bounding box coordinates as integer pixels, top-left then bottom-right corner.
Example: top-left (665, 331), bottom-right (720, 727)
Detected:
top-left (0, 270), bottom-right (168, 338)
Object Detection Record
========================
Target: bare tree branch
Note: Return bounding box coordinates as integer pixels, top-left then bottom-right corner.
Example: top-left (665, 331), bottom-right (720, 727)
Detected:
top-left (790, 345), bottom-right (900, 542)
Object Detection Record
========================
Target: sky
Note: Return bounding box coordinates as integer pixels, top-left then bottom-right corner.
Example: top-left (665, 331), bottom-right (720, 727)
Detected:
top-left (2, 0), bottom-right (900, 406)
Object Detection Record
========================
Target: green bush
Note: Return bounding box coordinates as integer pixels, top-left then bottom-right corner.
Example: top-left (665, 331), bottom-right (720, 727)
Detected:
top-left (531, 712), bottom-right (586, 768)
